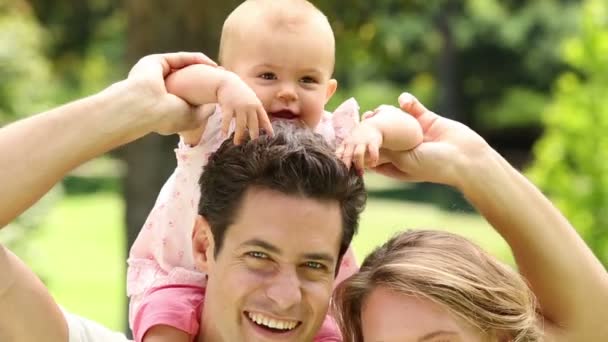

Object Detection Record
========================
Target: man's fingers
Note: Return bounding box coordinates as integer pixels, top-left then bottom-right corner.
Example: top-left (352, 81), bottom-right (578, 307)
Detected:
top-left (248, 110), bottom-right (259, 140)
top-left (367, 144), bottom-right (380, 167)
top-left (371, 163), bottom-right (411, 181)
top-left (361, 110), bottom-right (375, 121)
top-left (398, 92), bottom-right (441, 131)
top-left (341, 144), bottom-right (356, 170)
top-left (129, 52), bottom-right (217, 82)
top-left (335, 143), bottom-right (346, 160)
top-left (151, 94), bottom-right (195, 135)
top-left (353, 144), bottom-right (366, 173)
top-left (160, 52), bottom-right (217, 76)
top-left (398, 92), bottom-right (430, 118)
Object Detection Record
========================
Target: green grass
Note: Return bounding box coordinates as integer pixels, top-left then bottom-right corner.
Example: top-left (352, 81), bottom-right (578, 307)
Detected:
top-left (14, 174), bottom-right (513, 332)
top-left (26, 193), bottom-right (127, 331)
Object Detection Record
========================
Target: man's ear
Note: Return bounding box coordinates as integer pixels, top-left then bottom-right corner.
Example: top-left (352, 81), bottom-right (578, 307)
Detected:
top-left (192, 214), bottom-right (215, 273)
top-left (325, 79), bottom-right (338, 104)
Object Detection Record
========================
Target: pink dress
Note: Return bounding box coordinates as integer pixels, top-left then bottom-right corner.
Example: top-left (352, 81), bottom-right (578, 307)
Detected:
top-left (127, 98), bottom-right (361, 342)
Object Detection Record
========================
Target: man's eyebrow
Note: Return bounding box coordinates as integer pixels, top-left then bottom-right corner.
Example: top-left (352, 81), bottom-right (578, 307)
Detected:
top-left (418, 330), bottom-right (459, 341)
top-left (240, 239), bottom-right (282, 254)
top-left (239, 239), bottom-right (335, 264)
top-left (301, 252), bottom-right (335, 264)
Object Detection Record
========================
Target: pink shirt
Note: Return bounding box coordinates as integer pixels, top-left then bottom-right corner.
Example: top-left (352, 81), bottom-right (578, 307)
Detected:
top-left (127, 99), bottom-right (361, 341)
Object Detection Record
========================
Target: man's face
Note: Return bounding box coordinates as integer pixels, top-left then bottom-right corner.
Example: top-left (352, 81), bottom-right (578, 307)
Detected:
top-left (200, 187), bottom-right (343, 342)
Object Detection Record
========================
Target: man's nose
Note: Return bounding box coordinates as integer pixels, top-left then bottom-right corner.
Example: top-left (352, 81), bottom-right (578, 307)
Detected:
top-left (277, 82), bottom-right (298, 102)
top-left (265, 268), bottom-right (302, 311)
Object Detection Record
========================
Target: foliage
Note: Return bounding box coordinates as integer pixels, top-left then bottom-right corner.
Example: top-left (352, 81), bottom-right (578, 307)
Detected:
top-left (0, 0), bottom-right (65, 272)
top-left (528, 0), bottom-right (608, 266)
top-left (0, 0), bottom-right (54, 123)
top-left (26, 0), bottom-right (125, 100)
top-left (319, 0), bottom-right (579, 130)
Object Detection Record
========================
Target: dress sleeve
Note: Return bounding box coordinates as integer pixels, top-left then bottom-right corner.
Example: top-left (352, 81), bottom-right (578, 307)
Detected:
top-left (330, 97), bottom-right (360, 146)
top-left (130, 285), bottom-right (205, 342)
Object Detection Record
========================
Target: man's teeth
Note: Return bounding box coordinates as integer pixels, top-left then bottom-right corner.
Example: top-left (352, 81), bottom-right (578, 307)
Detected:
top-left (247, 312), bottom-right (298, 330)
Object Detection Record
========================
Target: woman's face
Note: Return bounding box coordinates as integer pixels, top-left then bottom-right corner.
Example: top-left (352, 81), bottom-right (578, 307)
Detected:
top-left (360, 286), bottom-right (491, 342)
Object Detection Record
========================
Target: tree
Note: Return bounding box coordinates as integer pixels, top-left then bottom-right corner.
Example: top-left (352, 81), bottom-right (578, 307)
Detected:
top-left (0, 0), bottom-right (63, 280)
top-left (318, 0), bottom-right (580, 166)
top-left (0, 0), bottom-right (54, 123)
top-left (528, 0), bottom-right (608, 266)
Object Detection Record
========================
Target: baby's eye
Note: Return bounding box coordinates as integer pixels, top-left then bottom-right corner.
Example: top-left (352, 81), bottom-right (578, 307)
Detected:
top-left (300, 76), bottom-right (318, 84)
top-left (259, 72), bottom-right (277, 80)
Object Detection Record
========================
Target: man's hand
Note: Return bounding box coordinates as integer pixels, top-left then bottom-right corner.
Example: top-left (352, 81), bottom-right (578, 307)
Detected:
top-left (373, 92), bottom-right (488, 189)
top-left (217, 71), bottom-right (273, 144)
top-left (127, 52), bottom-right (217, 136)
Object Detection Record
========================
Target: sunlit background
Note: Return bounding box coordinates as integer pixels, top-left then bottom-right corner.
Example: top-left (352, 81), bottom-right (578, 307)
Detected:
top-left (1, 0), bottom-right (607, 334)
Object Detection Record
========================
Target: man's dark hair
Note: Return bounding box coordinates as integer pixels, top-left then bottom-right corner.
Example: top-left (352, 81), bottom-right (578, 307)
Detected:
top-left (199, 122), bottom-right (366, 266)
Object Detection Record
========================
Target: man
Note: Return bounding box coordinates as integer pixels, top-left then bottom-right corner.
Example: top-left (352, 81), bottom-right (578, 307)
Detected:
top-left (0, 52), bottom-right (366, 342)
top-left (189, 122), bottom-right (365, 341)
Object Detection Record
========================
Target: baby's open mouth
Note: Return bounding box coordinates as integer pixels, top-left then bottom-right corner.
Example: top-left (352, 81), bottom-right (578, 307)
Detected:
top-left (269, 110), bottom-right (298, 120)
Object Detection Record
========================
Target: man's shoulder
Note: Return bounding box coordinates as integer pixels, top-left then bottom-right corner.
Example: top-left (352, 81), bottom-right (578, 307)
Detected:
top-left (63, 310), bottom-right (132, 342)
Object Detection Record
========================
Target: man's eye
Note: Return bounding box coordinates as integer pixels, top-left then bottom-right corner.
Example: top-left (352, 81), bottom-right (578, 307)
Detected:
top-left (259, 72), bottom-right (276, 80)
top-left (304, 261), bottom-right (325, 270)
top-left (247, 251), bottom-right (269, 259)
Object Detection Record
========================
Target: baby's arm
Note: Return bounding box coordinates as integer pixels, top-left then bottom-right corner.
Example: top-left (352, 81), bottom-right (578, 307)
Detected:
top-left (141, 327), bottom-right (190, 342)
top-left (166, 64), bottom-right (271, 144)
top-left (336, 106), bottom-right (423, 172)
top-left (165, 64), bottom-right (227, 106)
top-left (165, 65), bottom-right (227, 146)
top-left (364, 105), bottom-right (423, 152)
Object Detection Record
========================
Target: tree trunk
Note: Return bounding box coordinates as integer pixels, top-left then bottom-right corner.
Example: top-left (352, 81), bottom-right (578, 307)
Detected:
top-left (435, 3), bottom-right (464, 123)
top-left (122, 0), bottom-right (241, 334)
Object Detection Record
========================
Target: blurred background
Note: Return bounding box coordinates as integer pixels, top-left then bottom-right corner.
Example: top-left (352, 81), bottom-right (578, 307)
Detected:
top-left (1, 0), bottom-right (607, 335)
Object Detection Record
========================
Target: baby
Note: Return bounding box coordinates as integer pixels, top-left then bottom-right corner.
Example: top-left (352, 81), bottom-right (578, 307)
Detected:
top-left (127, 1), bottom-right (423, 341)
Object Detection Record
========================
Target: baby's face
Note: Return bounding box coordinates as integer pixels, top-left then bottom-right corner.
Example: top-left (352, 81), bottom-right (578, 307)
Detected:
top-left (225, 23), bottom-right (337, 129)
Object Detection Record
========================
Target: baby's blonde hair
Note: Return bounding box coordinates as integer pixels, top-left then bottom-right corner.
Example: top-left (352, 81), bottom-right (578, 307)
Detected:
top-left (218, 0), bottom-right (335, 67)
top-left (333, 230), bottom-right (542, 342)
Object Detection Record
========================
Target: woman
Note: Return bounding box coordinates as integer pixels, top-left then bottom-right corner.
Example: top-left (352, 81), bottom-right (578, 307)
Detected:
top-left (335, 230), bottom-right (540, 341)
top-left (333, 93), bottom-right (608, 341)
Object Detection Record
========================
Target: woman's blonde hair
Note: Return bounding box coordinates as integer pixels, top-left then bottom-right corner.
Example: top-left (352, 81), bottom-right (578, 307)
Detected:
top-left (333, 230), bottom-right (542, 342)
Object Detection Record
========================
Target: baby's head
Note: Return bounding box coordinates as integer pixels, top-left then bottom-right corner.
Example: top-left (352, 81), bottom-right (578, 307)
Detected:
top-left (218, 0), bottom-right (337, 129)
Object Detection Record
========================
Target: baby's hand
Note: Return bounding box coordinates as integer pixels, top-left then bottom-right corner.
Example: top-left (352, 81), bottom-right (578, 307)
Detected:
top-left (217, 72), bottom-right (273, 144)
top-left (336, 118), bottom-right (383, 174)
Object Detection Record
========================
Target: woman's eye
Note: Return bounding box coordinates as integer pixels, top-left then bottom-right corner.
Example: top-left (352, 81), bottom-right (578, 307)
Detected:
top-left (259, 72), bottom-right (276, 80)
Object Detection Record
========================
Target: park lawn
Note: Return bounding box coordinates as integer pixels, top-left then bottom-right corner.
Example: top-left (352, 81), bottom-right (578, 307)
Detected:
top-left (23, 174), bottom-right (513, 332)
top-left (27, 193), bottom-right (127, 331)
